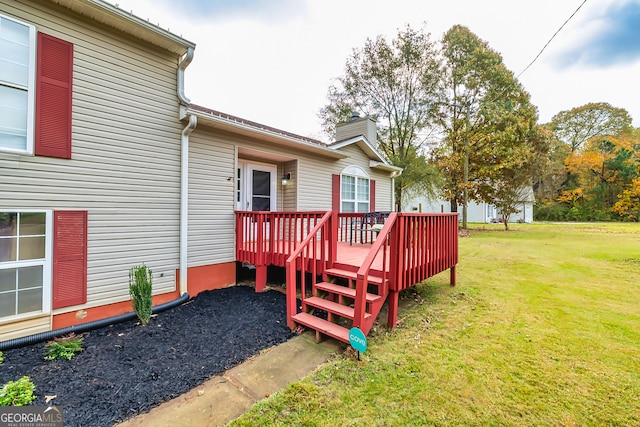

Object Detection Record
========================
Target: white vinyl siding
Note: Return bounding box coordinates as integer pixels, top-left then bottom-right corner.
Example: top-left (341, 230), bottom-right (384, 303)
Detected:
top-left (188, 129), bottom-right (236, 266)
top-left (0, 1), bottom-right (183, 313)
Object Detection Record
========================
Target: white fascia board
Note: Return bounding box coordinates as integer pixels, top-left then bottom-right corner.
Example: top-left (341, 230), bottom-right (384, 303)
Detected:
top-left (51, 0), bottom-right (196, 54)
top-left (369, 160), bottom-right (402, 175)
top-left (187, 109), bottom-right (348, 160)
top-left (330, 136), bottom-right (387, 163)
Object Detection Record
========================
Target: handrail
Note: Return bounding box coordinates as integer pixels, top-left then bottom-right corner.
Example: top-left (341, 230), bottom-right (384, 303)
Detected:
top-left (285, 210), bottom-right (334, 328)
top-left (353, 212), bottom-right (398, 331)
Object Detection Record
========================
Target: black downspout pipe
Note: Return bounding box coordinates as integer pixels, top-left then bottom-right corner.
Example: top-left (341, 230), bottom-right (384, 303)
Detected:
top-left (0, 293), bottom-right (190, 351)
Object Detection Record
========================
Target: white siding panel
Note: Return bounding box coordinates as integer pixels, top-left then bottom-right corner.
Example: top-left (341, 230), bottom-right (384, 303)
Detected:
top-left (0, 0), bottom-right (183, 315)
top-left (0, 315), bottom-right (51, 342)
top-left (187, 130), bottom-right (237, 266)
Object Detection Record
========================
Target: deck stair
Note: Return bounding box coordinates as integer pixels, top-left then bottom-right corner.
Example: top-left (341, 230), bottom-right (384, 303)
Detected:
top-left (291, 266), bottom-right (388, 344)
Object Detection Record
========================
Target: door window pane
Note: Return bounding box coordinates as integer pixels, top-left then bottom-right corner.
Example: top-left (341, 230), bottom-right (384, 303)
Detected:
top-left (252, 171), bottom-right (270, 197)
top-left (251, 170), bottom-right (271, 211)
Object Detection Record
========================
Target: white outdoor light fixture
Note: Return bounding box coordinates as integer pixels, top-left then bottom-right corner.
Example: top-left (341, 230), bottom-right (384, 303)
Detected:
top-left (281, 172), bottom-right (291, 186)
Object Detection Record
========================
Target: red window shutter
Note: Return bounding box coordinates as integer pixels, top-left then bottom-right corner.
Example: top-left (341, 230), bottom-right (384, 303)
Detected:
top-left (35, 33), bottom-right (73, 159)
top-left (332, 174), bottom-right (340, 212)
top-left (53, 211), bottom-right (87, 309)
top-left (370, 179), bottom-right (376, 212)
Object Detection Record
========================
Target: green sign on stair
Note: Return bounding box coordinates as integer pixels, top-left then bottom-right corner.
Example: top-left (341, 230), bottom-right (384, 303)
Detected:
top-left (349, 327), bottom-right (367, 353)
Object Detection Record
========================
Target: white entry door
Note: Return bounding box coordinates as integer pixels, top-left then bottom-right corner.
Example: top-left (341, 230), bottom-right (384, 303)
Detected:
top-left (237, 161), bottom-right (277, 212)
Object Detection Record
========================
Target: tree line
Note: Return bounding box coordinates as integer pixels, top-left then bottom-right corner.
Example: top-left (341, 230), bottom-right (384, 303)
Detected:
top-left (319, 24), bottom-right (639, 227)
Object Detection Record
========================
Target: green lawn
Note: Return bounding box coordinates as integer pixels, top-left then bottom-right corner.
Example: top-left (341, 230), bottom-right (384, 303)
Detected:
top-left (230, 223), bottom-right (640, 426)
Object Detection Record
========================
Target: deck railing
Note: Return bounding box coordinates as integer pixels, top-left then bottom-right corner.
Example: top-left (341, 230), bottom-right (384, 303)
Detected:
top-left (391, 213), bottom-right (459, 292)
top-left (284, 211), bottom-right (334, 328)
top-left (236, 210), bottom-right (459, 331)
top-left (235, 211), bottom-right (330, 290)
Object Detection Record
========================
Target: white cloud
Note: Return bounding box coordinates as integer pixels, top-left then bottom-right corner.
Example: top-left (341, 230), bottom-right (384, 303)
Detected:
top-left (108, 0), bottom-right (640, 138)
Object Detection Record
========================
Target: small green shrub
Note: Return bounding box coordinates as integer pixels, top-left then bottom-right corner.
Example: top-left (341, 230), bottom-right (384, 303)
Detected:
top-left (0, 351), bottom-right (3, 364)
top-left (0, 376), bottom-right (36, 406)
top-left (129, 264), bottom-right (153, 325)
top-left (45, 333), bottom-right (84, 361)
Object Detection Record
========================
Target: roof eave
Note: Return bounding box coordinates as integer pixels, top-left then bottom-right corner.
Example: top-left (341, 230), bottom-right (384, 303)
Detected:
top-left (47, 0), bottom-right (195, 55)
top-left (185, 107), bottom-right (348, 160)
top-left (369, 160), bottom-right (403, 175)
top-left (330, 136), bottom-right (384, 161)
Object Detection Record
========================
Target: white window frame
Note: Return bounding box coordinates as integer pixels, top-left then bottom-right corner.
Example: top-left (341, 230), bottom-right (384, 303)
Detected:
top-left (341, 165), bottom-right (370, 213)
top-left (0, 13), bottom-right (37, 155)
top-left (0, 210), bottom-right (52, 323)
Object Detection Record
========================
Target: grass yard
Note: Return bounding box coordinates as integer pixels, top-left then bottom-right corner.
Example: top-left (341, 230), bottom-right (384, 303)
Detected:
top-left (229, 222), bottom-right (640, 427)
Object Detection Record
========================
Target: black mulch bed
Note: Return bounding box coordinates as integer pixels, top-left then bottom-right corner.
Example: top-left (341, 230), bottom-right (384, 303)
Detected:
top-left (0, 286), bottom-right (296, 427)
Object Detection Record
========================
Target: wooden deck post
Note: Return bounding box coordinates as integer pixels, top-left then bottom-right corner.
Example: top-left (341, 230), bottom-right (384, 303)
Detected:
top-left (328, 210), bottom-right (337, 268)
top-left (450, 265), bottom-right (456, 286)
top-left (387, 290), bottom-right (399, 328)
top-left (255, 265), bottom-right (267, 292)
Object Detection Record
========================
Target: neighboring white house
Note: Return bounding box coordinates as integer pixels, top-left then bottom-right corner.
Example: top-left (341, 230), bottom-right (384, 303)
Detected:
top-left (405, 187), bottom-right (535, 223)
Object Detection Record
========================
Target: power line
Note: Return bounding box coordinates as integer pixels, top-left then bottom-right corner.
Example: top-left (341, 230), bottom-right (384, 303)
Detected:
top-left (517, 0), bottom-right (588, 78)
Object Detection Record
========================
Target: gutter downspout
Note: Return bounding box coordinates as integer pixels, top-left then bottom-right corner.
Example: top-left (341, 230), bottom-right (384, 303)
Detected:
top-left (177, 47), bottom-right (194, 105)
top-left (178, 47), bottom-right (196, 295)
top-left (180, 115), bottom-right (196, 295)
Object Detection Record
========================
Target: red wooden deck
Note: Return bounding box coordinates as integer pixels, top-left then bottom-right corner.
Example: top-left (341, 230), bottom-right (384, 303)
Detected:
top-left (235, 210), bottom-right (459, 342)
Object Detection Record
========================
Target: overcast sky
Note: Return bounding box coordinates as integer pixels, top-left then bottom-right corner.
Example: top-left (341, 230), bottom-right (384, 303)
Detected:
top-left (108, 0), bottom-right (640, 140)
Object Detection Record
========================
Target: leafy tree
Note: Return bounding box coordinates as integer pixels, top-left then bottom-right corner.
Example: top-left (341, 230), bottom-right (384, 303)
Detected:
top-left (493, 186), bottom-right (532, 230)
top-left (533, 135), bottom-right (571, 202)
top-left (491, 126), bottom-right (550, 230)
top-left (319, 25), bottom-right (443, 210)
top-left (550, 102), bottom-right (633, 153)
top-left (536, 106), bottom-right (638, 222)
top-left (563, 132), bottom-right (639, 218)
top-left (435, 25), bottom-right (544, 228)
top-left (613, 177), bottom-right (640, 221)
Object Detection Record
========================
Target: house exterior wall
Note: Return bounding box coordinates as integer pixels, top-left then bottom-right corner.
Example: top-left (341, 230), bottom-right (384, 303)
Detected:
top-left (1, 1), bottom-right (185, 338)
top-left (187, 128), bottom-right (236, 268)
top-left (184, 125), bottom-right (396, 278)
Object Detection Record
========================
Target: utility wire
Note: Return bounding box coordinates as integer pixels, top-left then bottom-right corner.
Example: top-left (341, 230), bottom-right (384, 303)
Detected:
top-left (517, 0), bottom-right (588, 78)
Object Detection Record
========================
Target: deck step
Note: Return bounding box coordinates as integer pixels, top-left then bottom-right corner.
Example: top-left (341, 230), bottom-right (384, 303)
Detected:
top-left (325, 268), bottom-right (387, 285)
top-left (304, 297), bottom-right (372, 321)
top-left (292, 312), bottom-right (350, 343)
top-left (314, 282), bottom-right (382, 303)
